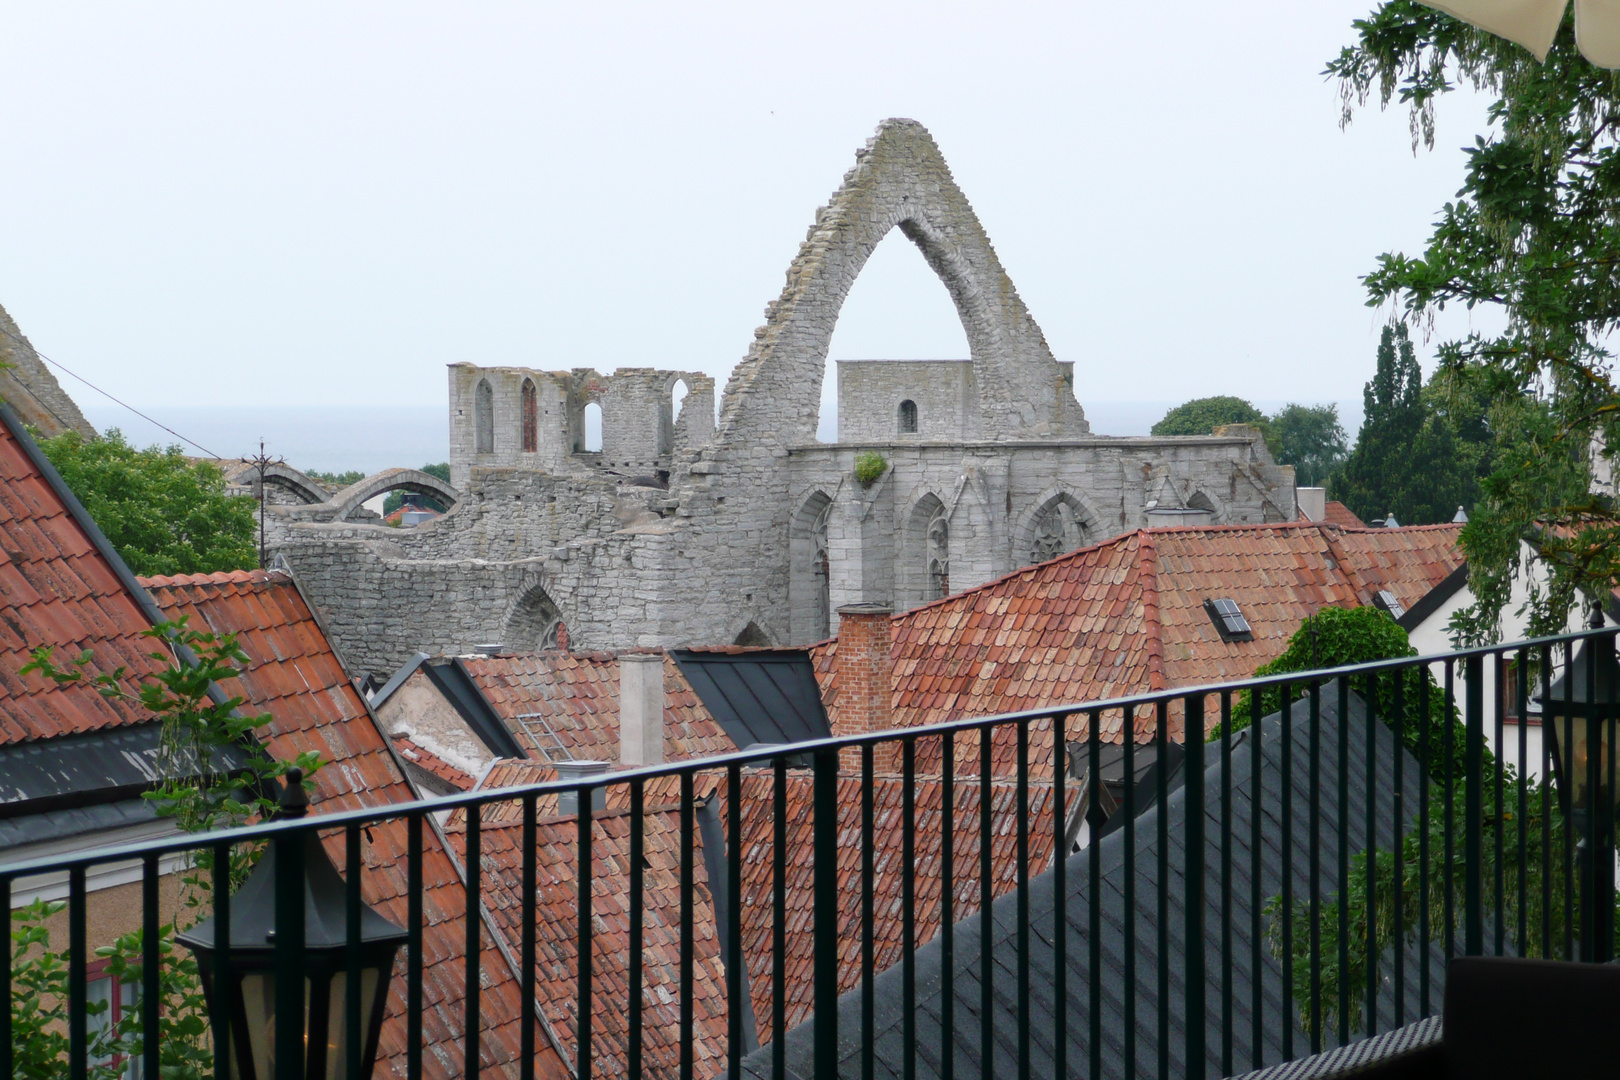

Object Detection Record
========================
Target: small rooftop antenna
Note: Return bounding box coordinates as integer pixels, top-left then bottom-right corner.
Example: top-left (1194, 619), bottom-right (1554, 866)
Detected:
top-left (241, 437), bottom-right (284, 569)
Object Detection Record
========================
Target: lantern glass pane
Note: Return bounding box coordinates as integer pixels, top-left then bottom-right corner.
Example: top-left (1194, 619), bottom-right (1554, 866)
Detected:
top-left (1554, 716), bottom-right (1615, 812)
top-left (322, 968), bottom-right (380, 1080)
top-left (238, 973), bottom-right (311, 1080)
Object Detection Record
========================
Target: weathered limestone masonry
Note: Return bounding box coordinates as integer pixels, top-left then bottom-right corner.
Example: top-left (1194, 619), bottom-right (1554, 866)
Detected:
top-left (0, 301), bottom-right (96, 440)
top-left (276, 119), bottom-right (1296, 677)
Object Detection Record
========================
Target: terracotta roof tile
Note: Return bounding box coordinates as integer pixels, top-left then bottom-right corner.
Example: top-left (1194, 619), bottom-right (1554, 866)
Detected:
top-left (141, 571), bottom-right (571, 1080)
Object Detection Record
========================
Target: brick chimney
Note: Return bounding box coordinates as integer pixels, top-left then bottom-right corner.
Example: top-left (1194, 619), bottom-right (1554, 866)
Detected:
top-left (832, 603), bottom-right (893, 738)
top-left (619, 651), bottom-right (665, 767)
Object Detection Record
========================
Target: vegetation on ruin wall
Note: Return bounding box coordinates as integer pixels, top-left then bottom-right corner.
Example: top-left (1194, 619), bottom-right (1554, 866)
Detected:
top-left (36, 429), bottom-right (256, 577)
top-left (854, 450), bottom-right (887, 486)
top-left (1332, 2), bottom-right (1615, 641)
top-left (11, 621), bottom-right (320, 1079)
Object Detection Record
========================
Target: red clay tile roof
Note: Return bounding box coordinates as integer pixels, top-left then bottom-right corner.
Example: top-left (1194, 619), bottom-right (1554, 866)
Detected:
top-left (391, 733), bottom-right (477, 790)
top-left (459, 652), bottom-right (734, 764)
top-left (141, 570), bottom-right (570, 1080)
top-left (813, 521), bottom-right (1464, 776)
top-left (450, 767), bottom-right (1068, 1078)
top-left (0, 408), bottom-right (168, 744)
top-left (1322, 501), bottom-right (1366, 529)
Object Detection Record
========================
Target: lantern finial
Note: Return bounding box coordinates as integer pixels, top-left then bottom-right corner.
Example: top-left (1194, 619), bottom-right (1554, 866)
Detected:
top-left (277, 768), bottom-right (309, 819)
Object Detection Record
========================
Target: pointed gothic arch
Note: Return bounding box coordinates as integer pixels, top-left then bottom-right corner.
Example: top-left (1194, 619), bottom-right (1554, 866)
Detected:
top-left (789, 491), bottom-right (834, 643)
top-left (714, 119), bottom-right (1089, 449)
top-left (475, 379), bottom-right (495, 455)
top-left (898, 492), bottom-right (950, 609)
top-left (520, 378), bottom-right (538, 453)
top-left (1014, 486), bottom-right (1103, 569)
top-left (503, 585), bottom-right (566, 651)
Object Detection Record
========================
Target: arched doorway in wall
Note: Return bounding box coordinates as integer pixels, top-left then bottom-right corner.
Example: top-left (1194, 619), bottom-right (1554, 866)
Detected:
top-left (789, 492), bottom-right (833, 642)
top-left (504, 586), bottom-right (566, 651)
top-left (521, 379), bottom-right (538, 453)
top-left (672, 379), bottom-right (689, 422)
top-left (475, 379), bottom-right (495, 455)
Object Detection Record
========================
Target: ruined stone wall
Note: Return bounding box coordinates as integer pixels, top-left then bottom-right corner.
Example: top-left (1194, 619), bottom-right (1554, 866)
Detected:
top-left (0, 301), bottom-right (96, 440)
top-left (277, 120), bottom-right (1298, 671)
top-left (837, 359), bottom-right (976, 442)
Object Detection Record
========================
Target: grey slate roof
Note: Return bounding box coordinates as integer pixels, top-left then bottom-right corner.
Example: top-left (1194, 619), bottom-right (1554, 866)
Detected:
top-left (746, 683), bottom-right (1455, 1080)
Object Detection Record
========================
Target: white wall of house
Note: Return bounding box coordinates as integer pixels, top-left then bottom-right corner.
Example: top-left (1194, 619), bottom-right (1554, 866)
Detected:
top-left (1405, 540), bottom-right (1614, 782)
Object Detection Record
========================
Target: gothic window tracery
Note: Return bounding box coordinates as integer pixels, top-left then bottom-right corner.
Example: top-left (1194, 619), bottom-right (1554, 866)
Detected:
top-left (926, 508), bottom-right (949, 600)
top-left (1029, 500), bottom-right (1085, 565)
top-left (812, 501), bottom-right (832, 636)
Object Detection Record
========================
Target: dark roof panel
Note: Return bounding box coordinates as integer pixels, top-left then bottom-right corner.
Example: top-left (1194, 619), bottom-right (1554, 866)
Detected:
top-left (671, 648), bottom-right (831, 747)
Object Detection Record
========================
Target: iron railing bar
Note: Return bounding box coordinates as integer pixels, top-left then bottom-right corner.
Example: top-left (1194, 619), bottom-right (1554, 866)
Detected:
top-left (1541, 647), bottom-right (1553, 961)
top-left (1280, 685), bottom-right (1294, 1062)
top-left (1184, 694), bottom-right (1207, 1080)
top-left (905, 738), bottom-right (920, 1080)
top-left (863, 743), bottom-right (876, 1080)
top-left (0, 874), bottom-right (10, 1080)
top-left (1053, 716), bottom-right (1068, 1080)
top-left (1248, 690), bottom-right (1262, 1073)
top-left (1465, 653), bottom-right (1485, 957)
top-left (772, 759), bottom-right (787, 1080)
top-left (1492, 650), bottom-right (1505, 959)
top-left (1444, 661), bottom-right (1456, 966)
top-left (468, 806), bottom-right (482, 1080)
top-left (812, 750), bottom-right (839, 1080)
top-left (523, 793), bottom-right (539, 1080)
top-left (1564, 641), bottom-right (1575, 960)
top-left (1220, 692), bottom-right (1233, 1077)
top-left (1337, 677), bottom-right (1350, 1046)
top-left (728, 762), bottom-right (743, 1080)
top-left (408, 811), bottom-right (423, 1080)
top-left (1365, 685), bottom-right (1377, 1037)
top-left (1017, 721), bottom-right (1030, 1080)
top-left (212, 842), bottom-right (232, 1080)
top-left (1087, 711), bottom-right (1102, 1080)
top-left (1156, 700), bottom-right (1171, 1080)
top-left (682, 772), bottom-right (695, 1080)
top-left (629, 781), bottom-right (643, 1080)
top-left (274, 811), bottom-right (307, 1080)
top-left (1418, 671), bottom-right (1431, 1017)
top-left (1392, 673), bottom-right (1405, 1025)
top-left (1125, 707), bottom-right (1138, 1080)
top-left (942, 730), bottom-right (956, 1080)
top-left (346, 823), bottom-right (364, 1080)
top-left (142, 852), bottom-right (161, 1080)
top-left (980, 726), bottom-right (993, 1080)
top-left (1515, 648), bottom-right (1528, 959)
top-left (69, 866), bottom-right (86, 1080)
top-left (1308, 682), bottom-right (1321, 1054)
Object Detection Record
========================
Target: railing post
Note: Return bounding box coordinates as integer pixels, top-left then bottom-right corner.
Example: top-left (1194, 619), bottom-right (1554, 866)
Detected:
top-left (1183, 694), bottom-right (1206, 1080)
top-left (1465, 654), bottom-right (1484, 957)
top-left (813, 747), bottom-right (840, 1079)
top-left (1601, 631), bottom-right (1618, 962)
top-left (274, 824), bottom-right (307, 1080)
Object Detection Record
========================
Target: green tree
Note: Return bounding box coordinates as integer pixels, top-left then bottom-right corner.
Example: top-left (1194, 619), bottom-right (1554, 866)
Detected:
top-left (1329, 3), bottom-right (1610, 637)
top-left (1150, 395), bottom-right (1268, 437)
top-left (36, 430), bottom-right (256, 577)
top-left (383, 462), bottom-right (451, 515)
top-left (306, 469), bottom-right (365, 489)
top-left (1268, 403), bottom-right (1349, 487)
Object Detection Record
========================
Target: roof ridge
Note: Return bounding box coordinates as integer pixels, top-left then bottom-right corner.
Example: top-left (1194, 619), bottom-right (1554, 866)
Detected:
top-left (1138, 530), bottom-right (1165, 692)
top-left (1317, 522), bottom-right (1377, 602)
top-left (139, 568), bottom-right (278, 588)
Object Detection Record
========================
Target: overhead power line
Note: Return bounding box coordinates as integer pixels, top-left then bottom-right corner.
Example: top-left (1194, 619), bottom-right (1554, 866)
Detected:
top-left (0, 323), bottom-right (223, 459)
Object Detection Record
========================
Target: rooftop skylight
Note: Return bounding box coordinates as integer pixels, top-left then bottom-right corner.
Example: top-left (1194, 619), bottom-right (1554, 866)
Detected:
top-left (1204, 598), bottom-right (1254, 642)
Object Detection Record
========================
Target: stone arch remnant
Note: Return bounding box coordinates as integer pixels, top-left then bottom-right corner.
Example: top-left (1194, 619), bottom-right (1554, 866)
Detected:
top-left (328, 468), bottom-right (461, 523)
top-left (714, 118), bottom-right (1090, 450)
top-left (503, 585), bottom-right (566, 651)
top-left (789, 492), bottom-right (834, 642)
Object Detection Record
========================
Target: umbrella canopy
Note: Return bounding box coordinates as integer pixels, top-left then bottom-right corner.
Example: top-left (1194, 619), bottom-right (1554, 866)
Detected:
top-left (1422, 0), bottom-right (1620, 67)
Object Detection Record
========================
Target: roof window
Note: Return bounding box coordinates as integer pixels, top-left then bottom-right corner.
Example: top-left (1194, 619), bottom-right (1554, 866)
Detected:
top-left (1204, 598), bottom-right (1254, 642)
top-left (1373, 590), bottom-right (1406, 619)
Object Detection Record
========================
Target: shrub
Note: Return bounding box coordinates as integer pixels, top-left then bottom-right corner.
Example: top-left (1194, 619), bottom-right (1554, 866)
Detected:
top-left (854, 451), bottom-right (887, 487)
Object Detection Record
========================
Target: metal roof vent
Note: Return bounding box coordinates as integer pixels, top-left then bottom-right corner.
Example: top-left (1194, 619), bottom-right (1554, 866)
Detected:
top-left (473, 643), bottom-right (507, 657)
top-left (1204, 598), bottom-right (1254, 642)
top-left (554, 759), bottom-right (610, 816)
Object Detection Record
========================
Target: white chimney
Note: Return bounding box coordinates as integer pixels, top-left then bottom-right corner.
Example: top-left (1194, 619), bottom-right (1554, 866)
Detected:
top-left (619, 651), bottom-right (665, 767)
top-left (1297, 487), bottom-right (1326, 523)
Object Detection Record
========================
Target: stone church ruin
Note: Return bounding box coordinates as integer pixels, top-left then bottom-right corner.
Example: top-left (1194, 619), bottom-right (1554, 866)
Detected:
top-left (276, 119), bottom-right (1296, 675)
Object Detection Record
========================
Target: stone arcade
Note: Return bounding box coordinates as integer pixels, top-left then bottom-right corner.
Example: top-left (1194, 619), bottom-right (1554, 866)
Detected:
top-left (277, 120), bottom-right (1296, 675)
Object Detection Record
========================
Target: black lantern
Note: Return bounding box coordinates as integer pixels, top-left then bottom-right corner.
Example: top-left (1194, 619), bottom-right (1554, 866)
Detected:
top-left (1537, 635), bottom-right (1620, 816)
top-left (178, 771), bottom-right (407, 1080)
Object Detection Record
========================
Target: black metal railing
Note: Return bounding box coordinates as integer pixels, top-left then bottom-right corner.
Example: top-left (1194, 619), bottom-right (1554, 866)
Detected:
top-left (4, 626), bottom-right (1617, 1080)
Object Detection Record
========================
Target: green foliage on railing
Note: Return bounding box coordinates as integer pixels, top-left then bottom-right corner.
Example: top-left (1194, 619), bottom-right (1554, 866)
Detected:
top-left (9, 620), bottom-right (322, 1080)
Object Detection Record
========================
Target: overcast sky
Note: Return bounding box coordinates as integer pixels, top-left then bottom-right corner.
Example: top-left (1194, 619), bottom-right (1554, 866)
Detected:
top-left (0, 1), bottom-right (1502, 454)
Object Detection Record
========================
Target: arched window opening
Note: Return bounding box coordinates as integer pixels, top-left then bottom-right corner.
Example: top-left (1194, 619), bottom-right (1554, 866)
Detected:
top-left (521, 379), bottom-right (538, 453)
top-left (475, 380), bottom-right (494, 455)
top-left (926, 508), bottom-right (950, 601)
top-left (898, 399), bottom-right (918, 434)
top-left (734, 622), bottom-right (770, 647)
top-left (1028, 498), bottom-right (1088, 566)
top-left (790, 492), bottom-right (834, 642)
top-left (584, 402), bottom-right (603, 452)
top-left (672, 379), bottom-right (689, 422)
top-left (504, 587), bottom-right (565, 652)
